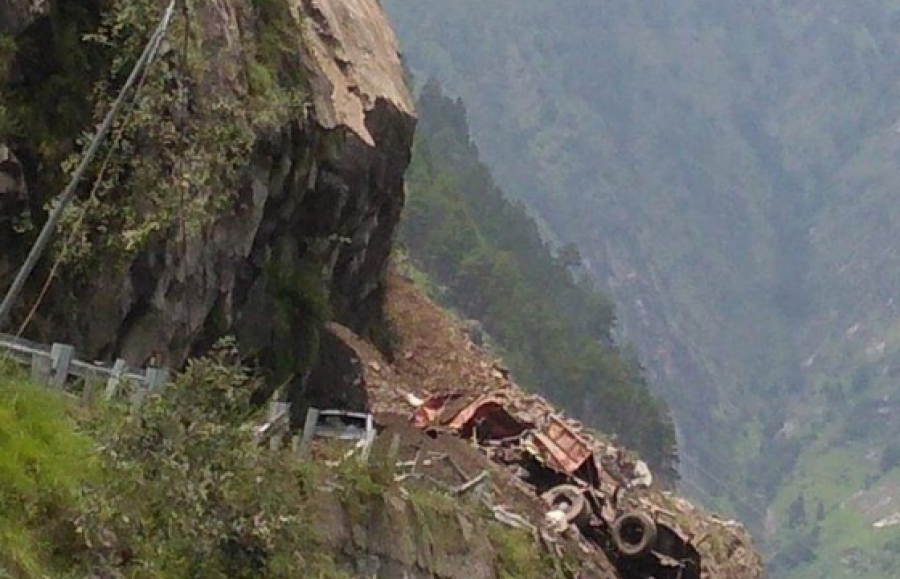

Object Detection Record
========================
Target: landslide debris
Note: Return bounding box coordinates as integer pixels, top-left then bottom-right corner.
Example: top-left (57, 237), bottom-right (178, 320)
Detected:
top-left (316, 270), bottom-right (766, 579)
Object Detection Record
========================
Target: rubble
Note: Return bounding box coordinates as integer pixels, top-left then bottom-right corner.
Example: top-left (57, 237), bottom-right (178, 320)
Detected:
top-left (409, 390), bottom-right (702, 579)
top-left (318, 273), bottom-right (766, 579)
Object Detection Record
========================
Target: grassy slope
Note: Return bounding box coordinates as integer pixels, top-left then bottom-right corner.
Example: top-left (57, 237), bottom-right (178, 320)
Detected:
top-left (0, 359), bottom-right (96, 577)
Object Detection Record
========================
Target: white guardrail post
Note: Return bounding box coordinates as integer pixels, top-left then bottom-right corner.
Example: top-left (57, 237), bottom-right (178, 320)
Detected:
top-left (0, 333), bottom-right (171, 410)
top-left (105, 359), bottom-right (128, 400)
top-left (50, 343), bottom-right (75, 389)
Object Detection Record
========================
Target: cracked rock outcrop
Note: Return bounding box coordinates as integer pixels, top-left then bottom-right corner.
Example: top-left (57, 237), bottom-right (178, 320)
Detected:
top-left (0, 0), bottom-right (415, 366)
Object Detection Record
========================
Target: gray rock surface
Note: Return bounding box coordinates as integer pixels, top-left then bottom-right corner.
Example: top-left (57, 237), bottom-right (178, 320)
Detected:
top-left (0, 143), bottom-right (25, 202)
top-left (312, 490), bottom-right (498, 579)
top-left (0, 0), bottom-right (415, 367)
top-left (0, 0), bottom-right (46, 35)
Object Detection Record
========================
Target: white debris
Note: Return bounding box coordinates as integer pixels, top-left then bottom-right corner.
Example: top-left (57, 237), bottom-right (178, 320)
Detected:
top-left (405, 392), bottom-right (425, 407)
top-left (545, 508), bottom-right (569, 533)
top-left (630, 459), bottom-right (653, 489)
top-left (874, 513), bottom-right (900, 529)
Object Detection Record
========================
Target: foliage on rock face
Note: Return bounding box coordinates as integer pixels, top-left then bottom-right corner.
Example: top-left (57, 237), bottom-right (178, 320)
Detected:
top-left (0, 359), bottom-right (97, 578)
top-left (61, 0), bottom-right (306, 268)
top-left (265, 257), bottom-right (334, 385)
top-left (489, 524), bottom-right (572, 579)
top-left (0, 0), bottom-right (112, 232)
top-left (400, 81), bottom-right (678, 477)
top-left (0, 0), bottom-right (308, 271)
top-left (0, 35), bottom-right (15, 135)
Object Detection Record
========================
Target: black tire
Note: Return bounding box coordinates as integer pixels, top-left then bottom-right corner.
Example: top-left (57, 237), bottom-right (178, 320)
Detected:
top-left (612, 510), bottom-right (657, 557)
top-left (542, 484), bottom-right (590, 527)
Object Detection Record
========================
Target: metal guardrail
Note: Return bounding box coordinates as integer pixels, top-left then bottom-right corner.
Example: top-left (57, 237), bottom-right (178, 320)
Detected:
top-left (0, 332), bottom-right (169, 405)
top-left (0, 333), bottom-right (383, 464)
top-left (254, 405), bottom-right (379, 463)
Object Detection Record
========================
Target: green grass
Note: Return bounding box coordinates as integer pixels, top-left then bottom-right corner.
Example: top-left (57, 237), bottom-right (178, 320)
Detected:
top-left (0, 358), bottom-right (97, 577)
top-left (770, 434), bottom-right (900, 578)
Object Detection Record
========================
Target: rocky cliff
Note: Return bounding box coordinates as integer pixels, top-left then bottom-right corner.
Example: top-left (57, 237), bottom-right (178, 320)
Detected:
top-left (0, 0), bottom-right (414, 369)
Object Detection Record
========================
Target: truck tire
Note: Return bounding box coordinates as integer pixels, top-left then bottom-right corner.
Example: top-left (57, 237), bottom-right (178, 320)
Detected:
top-left (612, 510), bottom-right (657, 557)
top-left (542, 484), bottom-right (590, 528)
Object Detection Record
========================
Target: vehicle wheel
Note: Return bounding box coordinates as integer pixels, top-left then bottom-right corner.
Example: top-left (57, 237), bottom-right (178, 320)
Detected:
top-left (612, 510), bottom-right (657, 557)
top-left (542, 484), bottom-right (590, 527)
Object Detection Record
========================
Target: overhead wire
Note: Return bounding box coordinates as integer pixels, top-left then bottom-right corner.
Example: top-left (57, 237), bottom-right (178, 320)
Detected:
top-left (8, 0), bottom-right (179, 336)
top-left (0, 0), bottom-right (178, 332)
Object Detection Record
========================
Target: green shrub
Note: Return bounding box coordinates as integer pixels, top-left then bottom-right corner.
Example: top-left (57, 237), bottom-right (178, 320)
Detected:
top-left (81, 357), bottom-right (344, 578)
top-left (266, 257), bottom-right (333, 383)
top-left (488, 523), bottom-right (569, 579)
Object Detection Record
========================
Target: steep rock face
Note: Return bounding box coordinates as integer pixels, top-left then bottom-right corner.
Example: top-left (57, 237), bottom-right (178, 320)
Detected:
top-left (313, 492), bottom-right (498, 579)
top-left (0, 0), bottom-right (415, 367)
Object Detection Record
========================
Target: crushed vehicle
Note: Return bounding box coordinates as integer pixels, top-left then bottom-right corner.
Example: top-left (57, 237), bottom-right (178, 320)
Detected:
top-left (411, 392), bottom-right (701, 579)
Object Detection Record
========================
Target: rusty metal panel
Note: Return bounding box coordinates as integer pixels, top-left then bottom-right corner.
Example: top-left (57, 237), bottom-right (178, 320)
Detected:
top-left (411, 392), bottom-right (462, 428)
top-left (531, 416), bottom-right (593, 474)
top-left (412, 393), bottom-right (531, 441)
top-left (446, 395), bottom-right (493, 430)
top-left (445, 395), bottom-right (531, 439)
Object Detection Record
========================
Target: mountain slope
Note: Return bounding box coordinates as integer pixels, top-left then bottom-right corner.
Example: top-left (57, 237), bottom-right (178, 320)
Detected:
top-left (398, 81), bottom-right (677, 475)
top-left (381, 0), bottom-right (900, 574)
top-left (382, 0), bottom-right (796, 516)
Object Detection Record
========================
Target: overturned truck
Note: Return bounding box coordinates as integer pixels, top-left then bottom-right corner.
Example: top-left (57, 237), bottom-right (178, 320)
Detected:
top-left (412, 392), bottom-right (701, 579)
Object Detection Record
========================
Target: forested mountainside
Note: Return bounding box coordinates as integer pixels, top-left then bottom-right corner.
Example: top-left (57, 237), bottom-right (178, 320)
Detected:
top-left (399, 81), bottom-right (677, 477)
top-left (383, 0), bottom-right (900, 576)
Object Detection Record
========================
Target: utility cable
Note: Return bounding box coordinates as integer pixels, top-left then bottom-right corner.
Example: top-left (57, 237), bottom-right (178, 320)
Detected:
top-left (15, 22), bottom-right (169, 338)
top-left (0, 0), bottom-right (177, 332)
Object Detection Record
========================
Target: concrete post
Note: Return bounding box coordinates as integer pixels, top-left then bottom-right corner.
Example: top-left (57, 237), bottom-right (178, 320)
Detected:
top-left (105, 359), bottom-right (127, 399)
top-left (50, 343), bottom-right (75, 389)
